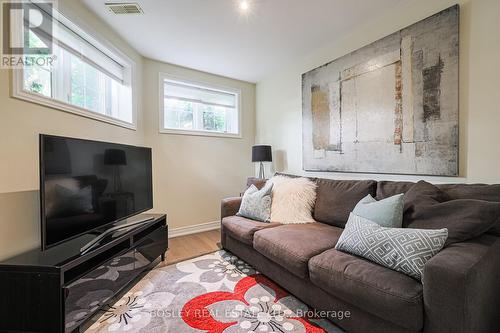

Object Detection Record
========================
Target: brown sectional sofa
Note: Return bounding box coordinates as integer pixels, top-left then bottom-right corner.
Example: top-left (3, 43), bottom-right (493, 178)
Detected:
top-left (220, 176), bottom-right (500, 333)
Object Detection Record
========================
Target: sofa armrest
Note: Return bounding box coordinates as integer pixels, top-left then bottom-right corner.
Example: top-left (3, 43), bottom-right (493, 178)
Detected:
top-left (221, 197), bottom-right (242, 219)
top-left (422, 235), bottom-right (500, 333)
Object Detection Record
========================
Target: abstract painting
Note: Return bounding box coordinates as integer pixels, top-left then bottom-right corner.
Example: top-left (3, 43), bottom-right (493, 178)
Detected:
top-left (302, 5), bottom-right (459, 176)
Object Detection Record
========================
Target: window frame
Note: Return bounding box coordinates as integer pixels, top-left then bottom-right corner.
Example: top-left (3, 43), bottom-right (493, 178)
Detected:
top-left (158, 73), bottom-right (243, 139)
top-left (11, 7), bottom-right (138, 130)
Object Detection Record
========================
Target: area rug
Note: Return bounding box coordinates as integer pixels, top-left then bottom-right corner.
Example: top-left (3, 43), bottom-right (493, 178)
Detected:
top-left (82, 250), bottom-right (343, 333)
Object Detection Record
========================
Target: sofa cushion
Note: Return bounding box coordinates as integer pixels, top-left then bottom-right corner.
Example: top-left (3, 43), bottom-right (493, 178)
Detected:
top-left (378, 180), bottom-right (500, 202)
top-left (222, 216), bottom-right (281, 246)
top-left (404, 181), bottom-right (500, 244)
top-left (314, 179), bottom-right (376, 227)
top-left (439, 183), bottom-right (500, 201)
top-left (376, 181), bottom-right (414, 199)
top-left (309, 248), bottom-right (424, 331)
top-left (379, 180), bottom-right (500, 236)
top-left (253, 223), bottom-right (342, 278)
top-left (439, 183), bottom-right (500, 236)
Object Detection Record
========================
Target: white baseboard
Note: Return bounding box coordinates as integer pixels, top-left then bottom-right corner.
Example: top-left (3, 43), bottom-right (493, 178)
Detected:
top-left (168, 220), bottom-right (220, 238)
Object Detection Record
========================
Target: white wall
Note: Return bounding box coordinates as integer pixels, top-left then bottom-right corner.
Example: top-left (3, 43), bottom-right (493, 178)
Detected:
top-left (0, 0), bottom-right (145, 260)
top-left (256, 0), bottom-right (500, 184)
top-left (142, 59), bottom-right (255, 230)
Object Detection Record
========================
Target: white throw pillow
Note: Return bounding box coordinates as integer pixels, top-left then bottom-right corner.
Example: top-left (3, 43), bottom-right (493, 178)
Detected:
top-left (269, 175), bottom-right (317, 224)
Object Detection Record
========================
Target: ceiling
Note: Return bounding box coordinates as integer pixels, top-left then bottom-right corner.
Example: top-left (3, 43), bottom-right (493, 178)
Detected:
top-left (82, 0), bottom-right (410, 83)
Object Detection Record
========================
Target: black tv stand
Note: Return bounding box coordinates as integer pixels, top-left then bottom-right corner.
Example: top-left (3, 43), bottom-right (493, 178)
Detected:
top-left (0, 213), bottom-right (168, 333)
top-left (80, 216), bottom-right (156, 253)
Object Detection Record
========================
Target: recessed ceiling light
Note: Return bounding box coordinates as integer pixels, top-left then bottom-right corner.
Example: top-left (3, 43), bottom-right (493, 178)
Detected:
top-left (239, 0), bottom-right (249, 12)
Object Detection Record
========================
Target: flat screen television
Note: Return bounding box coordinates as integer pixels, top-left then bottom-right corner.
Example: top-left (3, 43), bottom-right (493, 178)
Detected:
top-left (40, 134), bottom-right (153, 250)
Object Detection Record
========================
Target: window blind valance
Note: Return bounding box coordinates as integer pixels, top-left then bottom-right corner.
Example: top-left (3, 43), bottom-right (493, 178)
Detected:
top-left (27, 1), bottom-right (125, 83)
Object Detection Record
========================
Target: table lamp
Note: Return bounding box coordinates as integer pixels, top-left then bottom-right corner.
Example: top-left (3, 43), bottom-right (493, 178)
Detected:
top-left (252, 145), bottom-right (272, 179)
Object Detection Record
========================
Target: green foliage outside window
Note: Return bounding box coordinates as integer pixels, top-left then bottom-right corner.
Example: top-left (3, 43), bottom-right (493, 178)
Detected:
top-left (24, 30), bottom-right (52, 95)
top-left (202, 106), bottom-right (226, 132)
top-left (71, 57), bottom-right (100, 112)
top-left (30, 82), bottom-right (44, 93)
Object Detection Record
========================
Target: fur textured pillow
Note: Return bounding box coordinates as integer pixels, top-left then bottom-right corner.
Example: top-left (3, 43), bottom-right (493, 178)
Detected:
top-left (269, 175), bottom-right (317, 224)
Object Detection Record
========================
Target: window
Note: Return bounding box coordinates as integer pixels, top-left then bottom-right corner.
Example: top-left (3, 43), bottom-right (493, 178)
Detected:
top-left (12, 3), bottom-right (135, 128)
top-left (160, 75), bottom-right (241, 138)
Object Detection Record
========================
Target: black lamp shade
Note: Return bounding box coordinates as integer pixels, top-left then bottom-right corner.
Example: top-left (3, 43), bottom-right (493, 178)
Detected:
top-left (104, 149), bottom-right (127, 165)
top-left (252, 145), bottom-right (272, 162)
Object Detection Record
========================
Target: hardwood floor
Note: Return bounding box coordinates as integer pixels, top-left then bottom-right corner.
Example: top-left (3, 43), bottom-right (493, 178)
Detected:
top-left (164, 229), bottom-right (221, 265)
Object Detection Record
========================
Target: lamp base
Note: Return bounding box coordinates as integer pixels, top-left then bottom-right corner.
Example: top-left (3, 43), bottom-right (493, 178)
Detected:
top-left (258, 161), bottom-right (265, 179)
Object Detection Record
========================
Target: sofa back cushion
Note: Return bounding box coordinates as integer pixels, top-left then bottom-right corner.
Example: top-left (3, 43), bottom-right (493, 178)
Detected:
top-left (377, 181), bottom-right (500, 236)
top-left (403, 181), bottom-right (500, 243)
top-left (443, 184), bottom-right (500, 235)
top-left (314, 179), bottom-right (376, 227)
top-left (378, 181), bottom-right (500, 201)
top-left (438, 183), bottom-right (500, 201)
top-left (376, 181), bottom-right (414, 199)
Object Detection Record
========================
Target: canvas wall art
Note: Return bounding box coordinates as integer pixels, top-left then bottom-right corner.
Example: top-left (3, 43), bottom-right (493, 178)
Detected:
top-left (302, 5), bottom-right (459, 176)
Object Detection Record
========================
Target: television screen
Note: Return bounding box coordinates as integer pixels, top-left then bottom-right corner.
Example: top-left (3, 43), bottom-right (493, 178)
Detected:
top-left (40, 135), bottom-right (153, 249)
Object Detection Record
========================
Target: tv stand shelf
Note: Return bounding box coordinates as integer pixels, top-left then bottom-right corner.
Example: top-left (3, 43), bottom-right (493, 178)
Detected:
top-left (0, 214), bottom-right (167, 333)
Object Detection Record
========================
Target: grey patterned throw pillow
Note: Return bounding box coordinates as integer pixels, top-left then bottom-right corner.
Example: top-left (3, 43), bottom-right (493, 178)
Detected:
top-left (237, 182), bottom-right (273, 222)
top-left (336, 213), bottom-right (448, 280)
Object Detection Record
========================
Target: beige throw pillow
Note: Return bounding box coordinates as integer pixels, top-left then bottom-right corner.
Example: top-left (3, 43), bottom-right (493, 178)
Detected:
top-left (269, 175), bottom-right (317, 224)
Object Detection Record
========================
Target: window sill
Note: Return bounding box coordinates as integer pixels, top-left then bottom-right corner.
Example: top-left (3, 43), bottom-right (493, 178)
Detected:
top-left (159, 128), bottom-right (242, 139)
top-left (12, 71), bottom-right (136, 131)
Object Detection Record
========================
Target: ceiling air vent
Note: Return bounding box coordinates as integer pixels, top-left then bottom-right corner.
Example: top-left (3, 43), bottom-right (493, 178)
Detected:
top-left (105, 3), bottom-right (144, 15)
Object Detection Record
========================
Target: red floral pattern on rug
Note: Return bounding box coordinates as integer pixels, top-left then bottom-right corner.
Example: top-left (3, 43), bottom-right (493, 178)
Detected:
top-left (182, 274), bottom-right (325, 333)
top-left (84, 251), bottom-right (342, 332)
